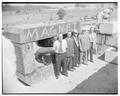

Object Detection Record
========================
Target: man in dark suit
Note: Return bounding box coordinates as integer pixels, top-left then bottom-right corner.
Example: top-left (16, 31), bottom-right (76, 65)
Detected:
top-left (66, 31), bottom-right (75, 71)
top-left (72, 30), bottom-right (80, 68)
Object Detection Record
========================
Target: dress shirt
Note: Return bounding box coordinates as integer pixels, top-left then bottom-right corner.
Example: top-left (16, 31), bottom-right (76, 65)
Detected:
top-left (53, 39), bottom-right (67, 53)
top-left (89, 32), bottom-right (97, 43)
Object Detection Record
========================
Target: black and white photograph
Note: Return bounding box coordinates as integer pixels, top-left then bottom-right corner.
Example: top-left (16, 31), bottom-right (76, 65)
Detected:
top-left (1, 1), bottom-right (118, 94)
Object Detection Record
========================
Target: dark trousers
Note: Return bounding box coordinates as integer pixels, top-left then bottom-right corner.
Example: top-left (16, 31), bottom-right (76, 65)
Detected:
top-left (55, 53), bottom-right (67, 76)
top-left (80, 51), bottom-right (88, 64)
top-left (66, 56), bottom-right (74, 70)
top-left (88, 42), bottom-right (93, 61)
top-left (73, 48), bottom-right (80, 67)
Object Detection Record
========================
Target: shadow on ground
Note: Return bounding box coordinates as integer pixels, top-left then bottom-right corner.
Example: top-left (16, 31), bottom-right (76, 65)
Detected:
top-left (68, 58), bottom-right (118, 94)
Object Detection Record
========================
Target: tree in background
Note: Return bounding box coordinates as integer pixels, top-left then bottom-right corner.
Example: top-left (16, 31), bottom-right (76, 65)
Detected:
top-left (57, 8), bottom-right (66, 20)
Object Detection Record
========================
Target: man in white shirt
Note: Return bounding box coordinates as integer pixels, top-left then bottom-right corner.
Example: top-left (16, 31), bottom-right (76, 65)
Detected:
top-left (88, 27), bottom-right (97, 62)
top-left (53, 34), bottom-right (68, 79)
top-left (79, 28), bottom-right (90, 65)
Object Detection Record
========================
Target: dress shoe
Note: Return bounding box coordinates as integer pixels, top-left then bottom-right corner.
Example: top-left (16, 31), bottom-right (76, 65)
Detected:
top-left (74, 65), bottom-right (79, 67)
top-left (72, 67), bottom-right (76, 70)
top-left (68, 69), bottom-right (74, 72)
top-left (62, 73), bottom-right (68, 77)
top-left (83, 63), bottom-right (88, 65)
top-left (64, 73), bottom-right (68, 77)
top-left (55, 75), bottom-right (59, 79)
top-left (90, 60), bottom-right (94, 63)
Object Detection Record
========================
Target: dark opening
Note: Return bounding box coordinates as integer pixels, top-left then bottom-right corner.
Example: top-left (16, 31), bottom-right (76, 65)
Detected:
top-left (36, 33), bottom-right (68, 47)
top-left (35, 33), bottom-right (68, 65)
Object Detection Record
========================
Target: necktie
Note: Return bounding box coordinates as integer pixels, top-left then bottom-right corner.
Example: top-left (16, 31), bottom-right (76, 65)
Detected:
top-left (74, 37), bottom-right (79, 47)
top-left (58, 41), bottom-right (63, 53)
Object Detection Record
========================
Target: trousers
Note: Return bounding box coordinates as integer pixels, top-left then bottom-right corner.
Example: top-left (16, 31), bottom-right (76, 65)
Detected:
top-left (80, 51), bottom-right (88, 64)
top-left (66, 56), bottom-right (74, 70)
top-left (88, 42), bottom-right (93, 61)
top-left (73, 47), bottom-right (80, 66)
top-left (55, 53), bottom-right (67, 76)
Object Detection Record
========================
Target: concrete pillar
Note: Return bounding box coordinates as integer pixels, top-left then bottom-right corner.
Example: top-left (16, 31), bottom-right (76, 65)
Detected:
top-left (13, 42), bottom-right (35, 85)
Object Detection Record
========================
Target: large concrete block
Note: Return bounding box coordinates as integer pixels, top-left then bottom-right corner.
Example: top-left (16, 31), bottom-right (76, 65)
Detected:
top-left (13, 42), bottom-right (35, 74)
top-left (105, 48), bottom-right (118, 64)
top-left (105, 35), bottom-right (118, 47)
top-left (96, 34), bottom-right (105, 44)
top-left (4, 21), bottom-right (81, 43)
top-left (16, 64), bottom-right (54, 85)
top-left (99, 22), bottom-right (117, 35)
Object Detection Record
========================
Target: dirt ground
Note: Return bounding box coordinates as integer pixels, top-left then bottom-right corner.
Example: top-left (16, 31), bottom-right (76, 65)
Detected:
top-left (69, 62), bottom-right (118, 94)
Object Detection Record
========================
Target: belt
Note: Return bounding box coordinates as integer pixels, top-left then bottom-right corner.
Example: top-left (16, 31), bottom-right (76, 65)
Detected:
top-left (56, 52), bottom-right (66, 55)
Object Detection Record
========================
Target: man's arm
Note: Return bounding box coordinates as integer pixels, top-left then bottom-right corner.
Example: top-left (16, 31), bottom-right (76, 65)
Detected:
top-left (64, 39), bottom-right (68, 50)
top-left (78, 35), bottom-right (83, 52)
top-left (53, 41), bottom-right (57, 51)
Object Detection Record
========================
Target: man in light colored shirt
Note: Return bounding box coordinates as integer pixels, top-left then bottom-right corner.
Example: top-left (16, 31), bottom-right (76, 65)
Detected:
top-left (79, 29), bottom-right (90, 65)
top-left (53, 34), bottom-right (68, 79)
top-left (88, 27), bottom-right (97, 62)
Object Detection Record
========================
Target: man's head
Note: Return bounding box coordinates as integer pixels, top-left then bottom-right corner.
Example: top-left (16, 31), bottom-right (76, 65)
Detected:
top-left (54, 35), bottom-right (58, 41)
top-left (73, 29), bottom-right (78, 36)
top-left (85, 29), bottom-right (89, 35)
top-left (67, 31), bottom-right (72, 38)
top-left (89, 27), bottom-right (95, 33)
top-left (81, 26), bottom-right (89, 35)
top-left (58, 34), bottom-right (63, 41)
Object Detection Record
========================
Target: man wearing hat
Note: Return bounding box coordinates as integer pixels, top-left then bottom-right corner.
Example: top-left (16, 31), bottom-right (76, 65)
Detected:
top-left (66, 31), bottom-right (75, 71)
top-left (72, 29), bottom-right (80, 68)
top-left (79, 27), bottom-right (90, 65)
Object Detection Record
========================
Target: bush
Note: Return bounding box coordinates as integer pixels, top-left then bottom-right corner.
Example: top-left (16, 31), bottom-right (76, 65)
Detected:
top-left (57, 8), bottom-right (66, 20)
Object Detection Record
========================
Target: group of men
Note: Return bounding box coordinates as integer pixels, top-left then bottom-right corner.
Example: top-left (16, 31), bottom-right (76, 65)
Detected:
top-left (52, 26), bottom-right (97, 79)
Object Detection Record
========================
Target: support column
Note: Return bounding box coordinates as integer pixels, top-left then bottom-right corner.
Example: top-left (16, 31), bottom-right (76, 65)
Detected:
top-left (13, 42), bottom-right (35, 85)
